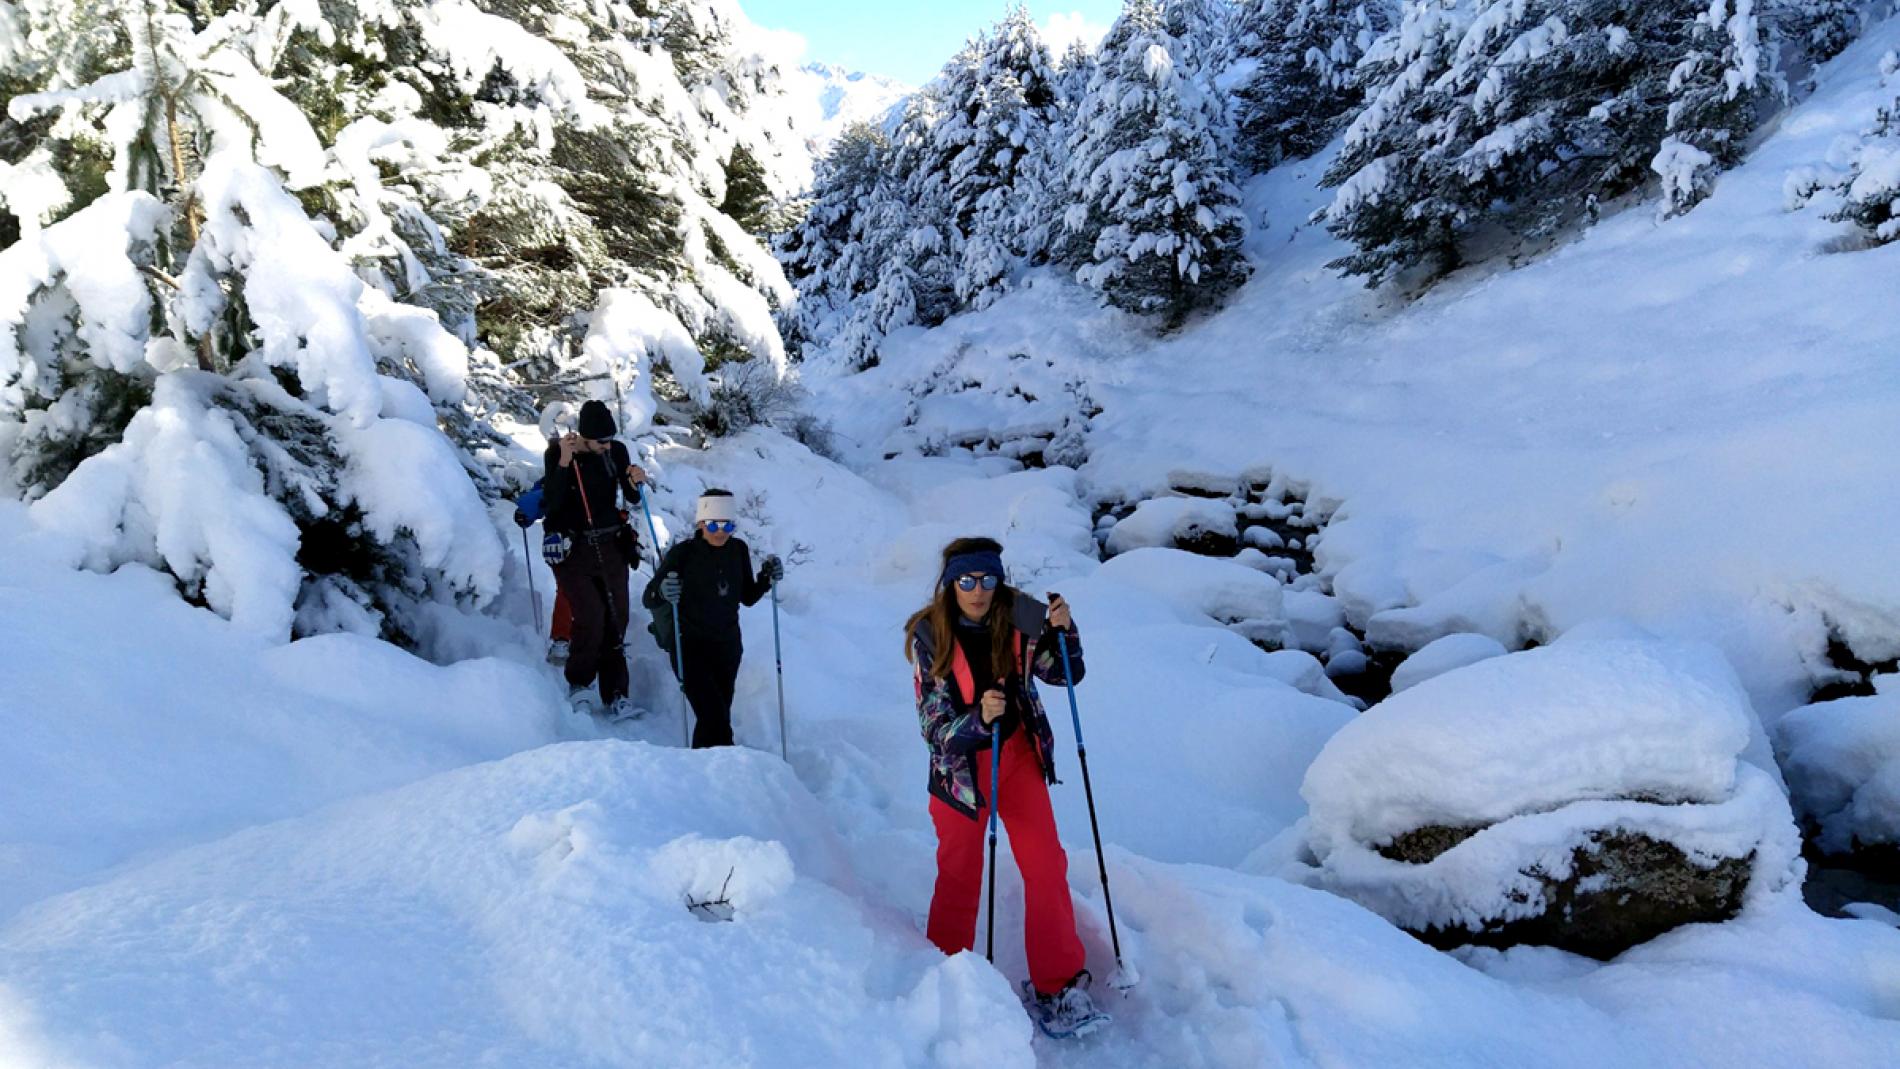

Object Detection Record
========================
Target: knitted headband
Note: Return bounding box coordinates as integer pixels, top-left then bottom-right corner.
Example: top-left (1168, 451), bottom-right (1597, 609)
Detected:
top-left (942, 551), bottom-right (1004, 588)
top-left (696, 495), bottom-right (737, 524)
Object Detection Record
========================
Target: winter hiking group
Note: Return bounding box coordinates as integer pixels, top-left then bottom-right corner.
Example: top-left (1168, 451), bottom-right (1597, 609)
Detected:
top-left (512, 402), bottom-right (1123, 1039)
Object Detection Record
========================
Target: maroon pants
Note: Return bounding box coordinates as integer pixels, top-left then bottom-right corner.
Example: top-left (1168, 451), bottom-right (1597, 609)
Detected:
top-left (928, 730), bottom-right (1086, 996)
top-left (553, 537), bottom-right (629, 703)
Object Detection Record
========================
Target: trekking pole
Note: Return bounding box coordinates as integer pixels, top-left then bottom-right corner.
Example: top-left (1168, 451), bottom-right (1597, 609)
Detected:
top-left (519, 526), bottom-right (542, 637)
top-left (985, 721), bottom-right (1001, 963)
top-left (1058, 629), bottom-right (1133, 988)
top-left (638, 486), bottom-right (689, 747)
top-left (771, 581), bottom-right (787, 762)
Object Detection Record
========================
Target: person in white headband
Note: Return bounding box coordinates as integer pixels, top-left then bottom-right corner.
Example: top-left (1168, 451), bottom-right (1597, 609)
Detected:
top-left (644, 489), bottom-right (783, 748)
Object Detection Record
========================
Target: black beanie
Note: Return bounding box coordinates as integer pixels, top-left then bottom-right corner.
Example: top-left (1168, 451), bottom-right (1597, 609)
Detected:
top-left (577, 400), bottom-right (616, 439)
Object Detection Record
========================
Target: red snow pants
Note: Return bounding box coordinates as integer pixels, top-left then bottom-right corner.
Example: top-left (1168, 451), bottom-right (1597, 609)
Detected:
top-left (927, 729), bottom-right (1086, 996)
top-left (550, 587), bottom-right (573, 642)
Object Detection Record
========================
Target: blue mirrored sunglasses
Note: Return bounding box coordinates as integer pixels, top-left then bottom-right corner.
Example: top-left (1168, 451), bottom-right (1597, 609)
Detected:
top-left (704, 520), bottom-right (736, 534)
top-left (954, 574), bottom-right (1001, 592)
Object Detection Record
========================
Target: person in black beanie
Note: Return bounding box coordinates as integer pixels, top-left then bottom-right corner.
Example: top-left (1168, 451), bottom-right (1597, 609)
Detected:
top-left (544, 400), bottom-right (648, 718)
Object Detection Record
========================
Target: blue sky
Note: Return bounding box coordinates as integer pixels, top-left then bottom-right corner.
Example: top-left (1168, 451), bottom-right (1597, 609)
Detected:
top-left (740, 1), bottom-right (1123, 86)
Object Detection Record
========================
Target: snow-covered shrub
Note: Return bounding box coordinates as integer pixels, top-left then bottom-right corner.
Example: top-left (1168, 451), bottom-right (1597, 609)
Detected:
top-left (1296, 641), bottom-right (1802, 957)
top-left (1322, 0), bottom-right (1782, 286)
top-left (1057, 0), bottom-right (1251, 325)
top-left (1775, 689), bottom-right (1900, 854)
top-left (1792, 79), bottom-right (1900, 244)
top-left (696, 357), bottom-right (808, 438)
top-left (1230, 0), bottom-right (1396, 171)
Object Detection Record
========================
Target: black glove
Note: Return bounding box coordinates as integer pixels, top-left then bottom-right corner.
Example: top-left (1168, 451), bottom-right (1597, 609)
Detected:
top-left (761, 555), bottom-right (784, 584)
top-left (513, 510), bottom-right (534, 529)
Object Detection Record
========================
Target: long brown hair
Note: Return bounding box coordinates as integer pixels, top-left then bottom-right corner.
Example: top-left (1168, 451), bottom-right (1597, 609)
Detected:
top-left (904, 536), bottom-right (1017, 682)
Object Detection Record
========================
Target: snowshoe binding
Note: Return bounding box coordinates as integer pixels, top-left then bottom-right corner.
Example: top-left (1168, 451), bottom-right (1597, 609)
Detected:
top-left (1023, 970), bottom-right (1110, 1040)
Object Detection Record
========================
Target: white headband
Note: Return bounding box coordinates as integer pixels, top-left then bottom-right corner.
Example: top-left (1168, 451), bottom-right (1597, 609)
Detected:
top-left (696, 496), bottom-right (737, 524)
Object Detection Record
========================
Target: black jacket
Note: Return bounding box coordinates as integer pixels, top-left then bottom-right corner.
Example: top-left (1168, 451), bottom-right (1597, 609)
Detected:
top-left (643, 535), bottom-right (771, 646)
top-left (543, 441), bottom-right (634, 535)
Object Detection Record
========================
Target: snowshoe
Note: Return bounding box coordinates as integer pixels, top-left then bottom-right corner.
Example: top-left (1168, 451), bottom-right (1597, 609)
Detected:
top-left (547, 639), bottom-right (571, 666)
top-left (1022, 971), bottom-right (1111, 1040)
top-left (567, 688), bottom-right (601, 717)
top-left (605, 697), bottom-right (648, 722)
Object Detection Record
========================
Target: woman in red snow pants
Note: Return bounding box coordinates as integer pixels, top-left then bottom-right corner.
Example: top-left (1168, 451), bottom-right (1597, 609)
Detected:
top-left (904, 536), bottom-right (1094, 1007)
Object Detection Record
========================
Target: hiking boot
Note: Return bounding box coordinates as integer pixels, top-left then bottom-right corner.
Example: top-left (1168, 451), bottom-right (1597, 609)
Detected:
top-left (547, 639), bottom-right (571, 666)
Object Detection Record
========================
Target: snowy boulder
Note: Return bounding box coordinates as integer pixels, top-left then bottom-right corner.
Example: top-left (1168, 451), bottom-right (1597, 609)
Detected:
top-left (1389, 633), bottom-right (1510, 693)
top-left (1299, 640), bottom-right (1802, 959)
top-left (1775, 691), bottom-right (1900, 856)
top-left (1104, 496), bottom-right (1240, 558)
top-left (1097, 547), bottom-right (1286, 637)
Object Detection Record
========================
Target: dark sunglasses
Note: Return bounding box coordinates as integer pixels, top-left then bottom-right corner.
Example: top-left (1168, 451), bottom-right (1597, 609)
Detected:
top-left (704, 520), bottom-right (736, 534)
top-left (954, 574), bottom-right (1001, 592)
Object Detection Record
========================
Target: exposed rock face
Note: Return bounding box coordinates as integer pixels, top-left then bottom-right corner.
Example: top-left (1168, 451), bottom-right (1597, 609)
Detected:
top-left (1379, 824), bottom-right (1754, 960)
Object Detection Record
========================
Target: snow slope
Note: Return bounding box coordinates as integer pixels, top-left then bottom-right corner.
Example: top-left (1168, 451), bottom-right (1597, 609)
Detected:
top-left (8, 423), bottom-right (1900, 1066)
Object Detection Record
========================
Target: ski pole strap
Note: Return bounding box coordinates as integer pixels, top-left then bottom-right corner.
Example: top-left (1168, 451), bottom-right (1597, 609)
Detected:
top-left (1058, 631), bottom-right (1085, 751)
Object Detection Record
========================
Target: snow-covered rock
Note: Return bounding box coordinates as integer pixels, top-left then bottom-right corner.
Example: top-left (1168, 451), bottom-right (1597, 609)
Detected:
top-left (1298, 640), bottom-right (1802, 957)
top-left (1096, 546), bottom-right (1285, 632)
top-left (1390, 633), bottom-right (1510, 693)
top-left (1776, 691), bottom-right (1900, 854)
top-left (1104, 496), bottom-right (1240, 557)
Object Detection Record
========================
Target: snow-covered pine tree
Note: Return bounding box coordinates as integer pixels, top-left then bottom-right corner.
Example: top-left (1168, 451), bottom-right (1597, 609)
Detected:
top-left (0, 0), bottom-right (502, 646)
top-left (950, 5), bottom-right (1060, 305)
top-left (1, 0), bottom-right (811, 647)
top-left (1163, 0), bottom-right (1242, 160)
top-left (1165, 0), bottom-right (1240, 75)
top-left (1230, 0), bottom-right (1395, 171)
top-left (1055, 37), bottom-right (1102, 105)
top-left (776, 122), bottom-right (897, 368)
top-left (1773, 0), bottom-right (1865, 68)
top-left (884, 87), bottom-right (962, 328)
top-left (1058, 0), bottom-right (1251, 326)
top-left (1028, 39), bottom-right (1099, 262)
top-left (778, 8), bottom-right (1065, 364)
top-left (779, 92), bottom-right (953, 371)
top-left (1321, 0), bottom-right (1781, 287)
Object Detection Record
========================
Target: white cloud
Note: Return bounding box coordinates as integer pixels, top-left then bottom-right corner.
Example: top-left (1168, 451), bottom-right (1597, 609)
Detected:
top-left (1041, 11), bottom-right (1111, 57)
